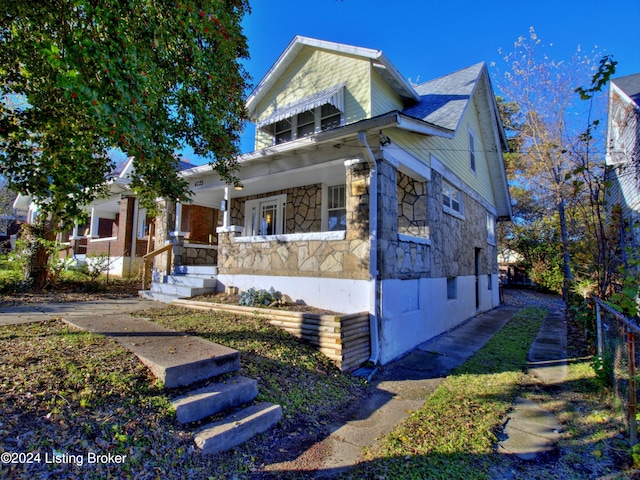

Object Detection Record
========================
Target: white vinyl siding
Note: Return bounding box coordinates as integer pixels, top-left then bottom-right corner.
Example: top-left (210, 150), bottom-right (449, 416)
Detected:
top-left (371, 68), bottom-right (405, 116)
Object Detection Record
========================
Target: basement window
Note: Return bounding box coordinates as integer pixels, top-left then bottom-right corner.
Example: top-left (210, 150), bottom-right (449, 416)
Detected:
top-left (447, 277), bottom-right (457, 299)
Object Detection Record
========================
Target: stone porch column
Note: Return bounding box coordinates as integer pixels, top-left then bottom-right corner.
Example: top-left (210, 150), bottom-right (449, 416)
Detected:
top-left (344, 158), bottom-right (370, 241)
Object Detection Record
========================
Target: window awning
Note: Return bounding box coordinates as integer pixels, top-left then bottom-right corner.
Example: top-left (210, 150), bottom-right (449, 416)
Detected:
top-left (256, 83), bottom-right (345, 129)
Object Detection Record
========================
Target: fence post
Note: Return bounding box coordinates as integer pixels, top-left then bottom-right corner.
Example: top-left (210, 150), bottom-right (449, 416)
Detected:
top-left (596, 301), bottom-right (604, 360)
top-left (629, 328), bottom-right (638, 446)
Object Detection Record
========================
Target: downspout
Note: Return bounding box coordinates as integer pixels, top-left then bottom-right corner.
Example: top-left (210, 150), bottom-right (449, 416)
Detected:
top-left (357, 131), bottom-right (380, 364)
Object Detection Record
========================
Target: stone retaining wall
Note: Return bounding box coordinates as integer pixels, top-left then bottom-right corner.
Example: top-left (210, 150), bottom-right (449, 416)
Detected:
top-left (172, 299), bottom-right (371, 372)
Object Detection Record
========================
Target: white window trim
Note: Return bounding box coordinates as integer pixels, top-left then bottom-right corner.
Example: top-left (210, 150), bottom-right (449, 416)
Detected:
top-left (322, 183), bottom-right (346, 232)
top-left (235, 230), bottom-right (346, 243)
top-left (486, 213), bottom-right (496, 246)
top-left (243, 194), bottom-right (287, 236)
top-left (442, 181), bottom-right (465, 219)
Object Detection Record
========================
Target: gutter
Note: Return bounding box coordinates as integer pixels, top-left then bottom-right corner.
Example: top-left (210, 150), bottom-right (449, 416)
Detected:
top-left (357, 131), bottom-right (380, 365)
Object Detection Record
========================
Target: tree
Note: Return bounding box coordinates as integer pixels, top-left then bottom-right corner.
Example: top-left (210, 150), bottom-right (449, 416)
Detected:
top-left (495, 27), bottom-right (607, 301)
top-left (0, 0), bottom-right (250, 288)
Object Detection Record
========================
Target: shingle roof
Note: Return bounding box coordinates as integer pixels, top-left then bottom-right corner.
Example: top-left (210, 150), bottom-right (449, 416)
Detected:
top-left (613, 73), bottom-right (640, 107)
top-left (402, 62), bottom-right (484, 131)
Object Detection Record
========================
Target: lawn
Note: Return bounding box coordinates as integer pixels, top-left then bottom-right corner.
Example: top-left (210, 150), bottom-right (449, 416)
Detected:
top-left (0, 306), bottom-right (368, 479)
top-left (348, 307), bottom-right (635, 479)
top-left (1, 301), bottom-right (636, 479)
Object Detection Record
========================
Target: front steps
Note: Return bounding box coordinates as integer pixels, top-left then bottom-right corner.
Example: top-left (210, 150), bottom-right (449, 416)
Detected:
top-left (139, 265), bottom-right (218, 303)
top-left (194, 402), bottom-right (283, 455)
top-left (62, 308), bottom-right (281, 455)
top-left (172, 376), bottom-right (259, 423)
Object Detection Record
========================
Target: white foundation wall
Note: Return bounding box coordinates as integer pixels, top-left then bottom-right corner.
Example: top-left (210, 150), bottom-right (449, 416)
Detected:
top-left (216, 274), bottom-right (371, 314)
top-left (378, 274), bottom-right (500, 365)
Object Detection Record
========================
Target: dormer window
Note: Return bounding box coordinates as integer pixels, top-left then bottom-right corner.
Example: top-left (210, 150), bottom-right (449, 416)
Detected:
top-left (274, 118), bottom-right (292, 144)
top-left (257, 84), bottom-right (345, 146)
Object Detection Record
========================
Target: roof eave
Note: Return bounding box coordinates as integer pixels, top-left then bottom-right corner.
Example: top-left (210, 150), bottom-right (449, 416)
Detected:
top-left (246, 36), bottom-right (419, 117)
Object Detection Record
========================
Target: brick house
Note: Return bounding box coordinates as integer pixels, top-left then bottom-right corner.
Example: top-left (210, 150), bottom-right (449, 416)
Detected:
top-left (146, 36), bottom-right (512, 365)
top-left (13, 157), bottom-right (156, 277)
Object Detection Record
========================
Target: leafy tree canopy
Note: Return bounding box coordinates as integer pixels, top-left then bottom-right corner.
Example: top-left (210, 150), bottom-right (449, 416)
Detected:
top-left (0, 0), bottom-right (250, 228)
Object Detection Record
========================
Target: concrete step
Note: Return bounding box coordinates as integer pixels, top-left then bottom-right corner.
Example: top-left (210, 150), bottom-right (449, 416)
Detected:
top-left (138, 290), bottom-right (182, 304)
top-left (150, 282), bottom-right (212, 298)
top-left (162, 274), bottom-right (218, 289)
top-left (194, 402), bottom-right (283, 455)
top-left (62, 313), bottom-right (241, 388)
top-left (174, 265), bottom-right (218, 276)
top-left (172, 376), bottom-right (258, 424)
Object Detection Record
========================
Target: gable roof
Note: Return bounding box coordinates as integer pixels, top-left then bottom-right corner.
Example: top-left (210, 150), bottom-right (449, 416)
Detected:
top-left (246, 36), bottom-right (420, 119)
top-left (402, 63), bottom-right (485, 131)
top-left (612, 73), bottom-right (640, 107)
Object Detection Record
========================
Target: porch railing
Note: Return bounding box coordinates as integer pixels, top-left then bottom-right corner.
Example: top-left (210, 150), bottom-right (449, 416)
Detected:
top-left (142, 243), bottom-right (172, 290)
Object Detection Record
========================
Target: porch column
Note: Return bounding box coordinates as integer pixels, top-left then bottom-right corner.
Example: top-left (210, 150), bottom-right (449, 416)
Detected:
top-left (174, 202), bottom-right (183, 232)
top-left (223, 186), bottom-right (230, 229)
top-left (344, 158), bottom-right (370, 241)
top-left (89, 207), bottom-right (99, 238)
top-left (170, 202), bottom-right (188, 273)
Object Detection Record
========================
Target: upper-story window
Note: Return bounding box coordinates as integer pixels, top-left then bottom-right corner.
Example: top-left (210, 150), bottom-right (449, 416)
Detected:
top-left (274, 118), bottom-right (292, 144)
top-left (257, 84), bottom-right (345, 146)
top-left (269, 104), bottom-right (343, 145)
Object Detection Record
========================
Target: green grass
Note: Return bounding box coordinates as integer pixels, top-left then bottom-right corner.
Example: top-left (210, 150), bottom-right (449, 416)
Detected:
top-left (0, 254), bottom-right (22, 285)
top-left (350, 307), bottom-right (546, 479)
top-left (346, 307), bottom-right (635, 479)
top-left (143, 306), bottom-right (367, 424)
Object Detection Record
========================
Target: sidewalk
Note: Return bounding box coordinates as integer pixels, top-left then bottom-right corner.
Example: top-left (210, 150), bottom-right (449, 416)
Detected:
top-left (0, 298), bottom-right (157, 326)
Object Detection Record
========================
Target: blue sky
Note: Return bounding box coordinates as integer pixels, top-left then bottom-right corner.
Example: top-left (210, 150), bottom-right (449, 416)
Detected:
top-left (229, 0), bottom-right (639, 154)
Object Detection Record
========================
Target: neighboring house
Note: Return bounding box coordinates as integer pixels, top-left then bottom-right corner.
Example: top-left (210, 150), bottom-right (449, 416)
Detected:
top-left (147, 36), bottom-right (512, 365)
top-left (606, 73), bottom-right (640, 254)
top-left (0, 213), bottom-right (23, 253)
top-left (13, 157), bottom-right (156, 277)
top-left (498, 249), bottom-right (531, 287)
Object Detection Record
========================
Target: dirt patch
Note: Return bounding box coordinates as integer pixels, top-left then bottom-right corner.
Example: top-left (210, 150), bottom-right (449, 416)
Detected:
top-left (191, 291), bottom-right (342, 315)
top-left (0, 278), bottom-right (140, 307)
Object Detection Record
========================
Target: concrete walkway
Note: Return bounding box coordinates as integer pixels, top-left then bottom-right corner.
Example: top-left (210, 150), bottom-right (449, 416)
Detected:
top-left (0, 298), bottom-right (157, 326)
top-left (497, 310), bottom-right (567, 460)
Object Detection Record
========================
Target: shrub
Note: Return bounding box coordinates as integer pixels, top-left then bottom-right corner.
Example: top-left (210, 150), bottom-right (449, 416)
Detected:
top-left (238, 287), bottom-right (282, 307)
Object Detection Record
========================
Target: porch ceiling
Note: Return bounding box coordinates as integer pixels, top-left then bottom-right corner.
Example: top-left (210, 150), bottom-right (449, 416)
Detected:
top-left (189, 158), bottom-right (347, 208)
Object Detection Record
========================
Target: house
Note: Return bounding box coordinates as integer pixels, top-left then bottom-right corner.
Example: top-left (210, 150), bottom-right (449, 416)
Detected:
top-left (606, 73), bottom-right (640, 254)
top-left (145, 36), bottom-right (512, 365)
top-left (0, 213), bottom-right (23, 253)
top-left (13, 157), bottom-right (156, 277)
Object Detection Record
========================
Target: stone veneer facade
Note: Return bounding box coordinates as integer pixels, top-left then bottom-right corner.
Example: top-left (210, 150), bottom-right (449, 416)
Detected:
top-left (218, 162), bottom-right (371, 280)
top-left (159, 154), bottom-right (497, 282)
top-left (377, 159), bottom-right (497, 282)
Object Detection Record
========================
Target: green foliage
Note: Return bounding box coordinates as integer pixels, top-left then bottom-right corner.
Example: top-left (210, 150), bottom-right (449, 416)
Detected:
top-left (11, 223), bottom-right (58, 284)
top-left (84, 252), bottom-right (112, 282)
top-left (590, 354), bottom-right (613, 389)
top-left (238, 287), bottom-right (283, 307)
top-left (0, 1), bottom-right (250, 226)
top-left (47, 255), bottom-right (75, 286)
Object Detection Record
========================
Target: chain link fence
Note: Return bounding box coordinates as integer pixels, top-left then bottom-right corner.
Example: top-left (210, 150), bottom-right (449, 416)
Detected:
top-left (594, 297), bottom-right (640, 445)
